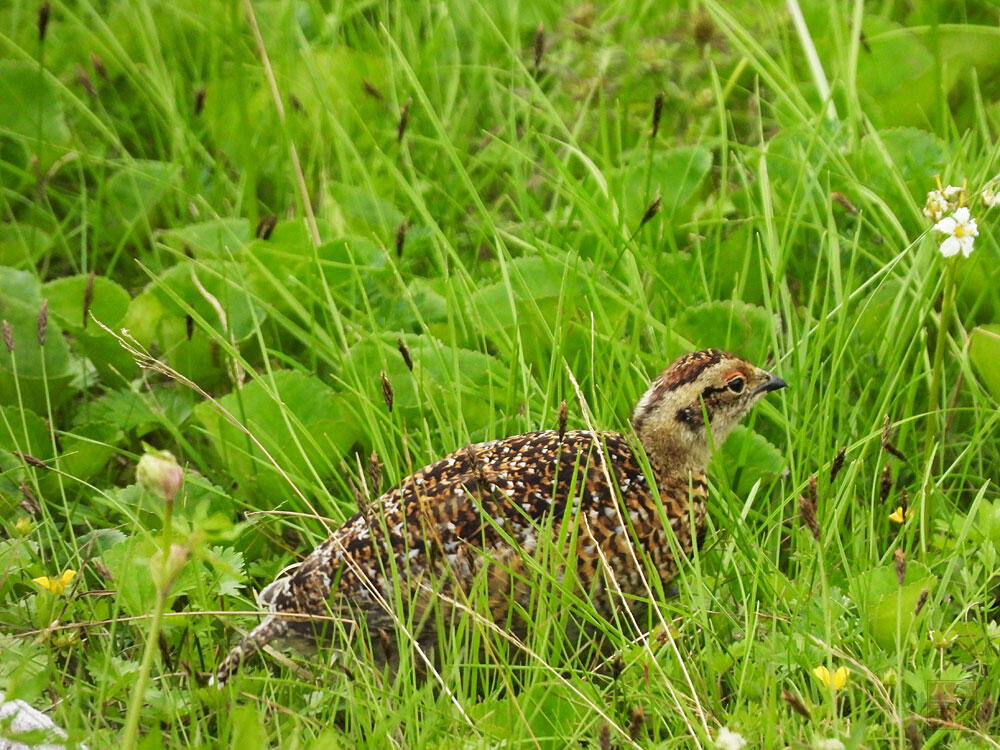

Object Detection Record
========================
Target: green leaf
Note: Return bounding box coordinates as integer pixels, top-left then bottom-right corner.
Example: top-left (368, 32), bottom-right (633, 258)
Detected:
top-left (854, 561), bottom-right (937, 650)
top-left (673, 300), bottom-right (774, 364)
top-left (969, 325), bottom-right (1000, 402)
top-left (158, 219), bottom-right (252, 260)
top-left (194, 370), bottom-right (362, 499)
top-left (712, 424), bottom-right (784, 497)
top-left (0, 267), bottom-right (77, 409)
top-left (0, 405), bottom-right (52, 461)
top-left (105, 160), bottom-right (180, 229)
top-left (0, 60), bottom-right (70, 144)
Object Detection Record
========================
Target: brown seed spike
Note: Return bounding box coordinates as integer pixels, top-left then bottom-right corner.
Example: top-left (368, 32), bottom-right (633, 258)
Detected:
top-left (2, 320), bottom-right (13, 353)
top-left (13, 452), bottom-right (46, 469)
top-left (194, 87), bottom-right (207, 116)
top-left (76, 66), bottom-right (96, 99)
top-left (557, 399), bottom-right (567, 441)
top-left (397, 339), bottom-right (413, 371)
top-left (256, 215), bottom-right (277, 240)
top-left (36, 300), bottom-right (48, 347)
top-left (38, 2), bottom-right (50, 43)
top-left (82, 272), bottom-right (95, 329)
top-left (914, 587), bottom-right (928, 616)
top-left (628, 707), bottom-right (644, 740)
top-left (881, 414), bottom-right (907, 461)
top-left (380, 371), bottom-right (394, 412)
top-left (90, 52), bottom-right (107, 80)
top-left (599, 724), bottom-right (611, 750)
top-left (650, 91), bottom-right (664, 140)
top-left (397, 98), bottom-right (412, 142)
top-left (829, 446), bottom-right (846, 482)
top-left (638, 194), bottom-right (661, 230)
top-left (880, 462), bottom-right (892, 503)
top-left (799, 495), bottom-right (820, 542)
top-left (19, 482), bottom-right (40, 515)
top-left (533, 23), bottom-right (545, 72)
top-left (395, 220), bottom-right (407, 257)
top-left (904, 718), bottom-right (922, 750)
top-left (893, 548), bottom-right (906, 586)
top-left (781, 688), bottom-right (811, 719)
top-left (807, 474), bottom-right (817, 505)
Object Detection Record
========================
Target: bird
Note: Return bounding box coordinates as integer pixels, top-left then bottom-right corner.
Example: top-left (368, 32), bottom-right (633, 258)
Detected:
top-left (214, 348), bottom-right (786, 685)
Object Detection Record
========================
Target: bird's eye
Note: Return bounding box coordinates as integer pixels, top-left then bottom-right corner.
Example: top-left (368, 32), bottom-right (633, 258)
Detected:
top-left (727, 376), bottom-right (745, 394)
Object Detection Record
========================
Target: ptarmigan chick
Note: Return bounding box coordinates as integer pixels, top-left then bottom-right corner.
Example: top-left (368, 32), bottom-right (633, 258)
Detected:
top-left (215, 349), bottom-right (785, 685)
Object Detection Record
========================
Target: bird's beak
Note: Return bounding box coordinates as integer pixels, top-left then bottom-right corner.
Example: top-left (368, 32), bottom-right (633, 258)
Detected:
top-left (753, 372), bottom-right (787, 396)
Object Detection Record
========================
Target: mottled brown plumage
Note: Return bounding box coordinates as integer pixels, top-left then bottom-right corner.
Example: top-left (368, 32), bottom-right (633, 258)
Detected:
top-left (214, 349), bottom-right (785, 685)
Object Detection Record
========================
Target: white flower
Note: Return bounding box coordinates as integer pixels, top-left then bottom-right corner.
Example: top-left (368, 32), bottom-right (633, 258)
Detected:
top-left (942, 184), bottom-right (962, 201)
top-left (715, 727), bottom-right (747, 750)
top-left (933, 206), bottom-right (978, 258)
top-left (982, 187), bottom-right (1000, 208)
top-left (923, 189), bottom-right (951, 221)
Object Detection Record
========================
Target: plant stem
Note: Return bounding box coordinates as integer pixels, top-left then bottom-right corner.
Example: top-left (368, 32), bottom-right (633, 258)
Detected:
top-left (921, 259), bottom-right (956, 553)
top-left (122, 494), bottom-right (175, 750)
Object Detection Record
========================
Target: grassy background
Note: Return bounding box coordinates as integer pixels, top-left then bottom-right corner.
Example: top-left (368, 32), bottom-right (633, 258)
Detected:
top-left (2, 0), bottom-right (1000, 747)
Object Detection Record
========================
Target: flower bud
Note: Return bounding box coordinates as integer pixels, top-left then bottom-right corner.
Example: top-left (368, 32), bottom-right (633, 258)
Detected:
top-left (137, 449), bottom-right (184, 503)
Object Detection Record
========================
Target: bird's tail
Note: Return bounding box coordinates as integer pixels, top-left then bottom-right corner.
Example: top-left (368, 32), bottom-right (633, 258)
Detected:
top-left (213, 615), bottom-right (290, 688)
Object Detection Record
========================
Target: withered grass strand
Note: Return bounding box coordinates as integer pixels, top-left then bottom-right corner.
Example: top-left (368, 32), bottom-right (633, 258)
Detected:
top-left (781, 688), bottom-right (811, 719)
top-left (380, 371), bottom-right (394, 412)
top-left (880, 462), bottom-right (892, 503)
top-left (2, 320), bottom-right (13, 353)
top-left (651, 91), bottom-right (664, 139)
top-left (914, 588), bottom-right (928, 616)
top-left (37, 300), bottom-right (49, 347)
top-left (362, 80), bottom-right (383, 100)
top-left (397, 338), bottom-right (413, 371)
top-left (829, 445), bottom-right (846, 482)
top-left (799, 495), bottom-right (820, 541)
top-left (83, 272), bottom-right (95, 328)
top-left (533, 23), bottom-right (545, 72)
top-left (894, 548), bottom-right (906, 585)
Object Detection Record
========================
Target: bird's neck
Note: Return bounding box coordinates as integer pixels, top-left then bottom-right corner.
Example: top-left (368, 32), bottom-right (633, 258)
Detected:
top-left (636, 428), bottom-right (711, 481)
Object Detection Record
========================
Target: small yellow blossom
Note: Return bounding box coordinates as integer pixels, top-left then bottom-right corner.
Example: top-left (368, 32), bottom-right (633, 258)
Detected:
top-left (812, 665), bottom-right (849, 691)
top-left (14, 516), bottom-right (32, 535)
top-left (32, 569), bottom-right (77, 595)
top-left (889, 506), bottom-right (913, 524)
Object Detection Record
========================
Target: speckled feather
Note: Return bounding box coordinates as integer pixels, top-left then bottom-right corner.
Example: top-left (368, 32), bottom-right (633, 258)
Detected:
top-left (215, 349), bottom-right (783, 685)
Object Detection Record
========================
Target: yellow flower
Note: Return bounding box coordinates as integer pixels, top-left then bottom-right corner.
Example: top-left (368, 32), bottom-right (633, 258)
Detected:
top-left (812, 665), bottom-right (849, 691)
top-left (14, 516), bottom-right (32, 535)
top-left (889, 506), bottom-right (912, 524)
top-left (32, 569), bottom-right (76, 595)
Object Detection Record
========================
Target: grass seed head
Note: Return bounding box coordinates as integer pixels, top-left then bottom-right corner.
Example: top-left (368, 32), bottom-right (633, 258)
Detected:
top-left (830, 446), bottom-right (846, 482)
top-left (799, 495), bottom-right (820, 541)
top-left (914, 588), bottom-right (929, 616)
top-left (880, 462), bottom-right (892, 503)
top-left (2, 320), bottom-right (12, 353)
top-left (651, 91), bottom-right (664, 139)
top-left (533, 23), bottom-right (545, 71)
top-left (397, 98), bottom-right (412, 142)
top-left (894, 548), bottom-right (906, 585)
top-left (397, 338), bottom-right (413, 371)
top-left (781, 688), bottom-right (811, 719)
top-left (36, 299), bottom-right (49, 346)
top-left (380, 371), bottom-right (394, 411)
top-left (38, 2), bottom-right (50, 42)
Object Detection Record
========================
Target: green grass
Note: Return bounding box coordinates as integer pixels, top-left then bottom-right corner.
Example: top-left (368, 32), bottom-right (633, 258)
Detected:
top-left (2, 0), bottom-right (1000, 747)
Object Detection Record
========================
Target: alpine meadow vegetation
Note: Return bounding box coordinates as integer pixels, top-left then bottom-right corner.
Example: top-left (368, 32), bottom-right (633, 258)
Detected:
top-left (1, 1), bottom-right (1000, 747)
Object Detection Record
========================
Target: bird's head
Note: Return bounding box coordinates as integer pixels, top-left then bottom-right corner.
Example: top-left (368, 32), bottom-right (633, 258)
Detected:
top-left (630, 349), bottom-right (786, 472)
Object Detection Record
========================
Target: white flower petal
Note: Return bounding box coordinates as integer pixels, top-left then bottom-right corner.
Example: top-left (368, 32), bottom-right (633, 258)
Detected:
top-left (939, 236), bottom-right (961, 257)
top-left (952, 206), bottom-right (971, 223)
top-left (934, 216), bottom-right (957, 234)
top-left (960, 235), bottom-right (976, 257)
